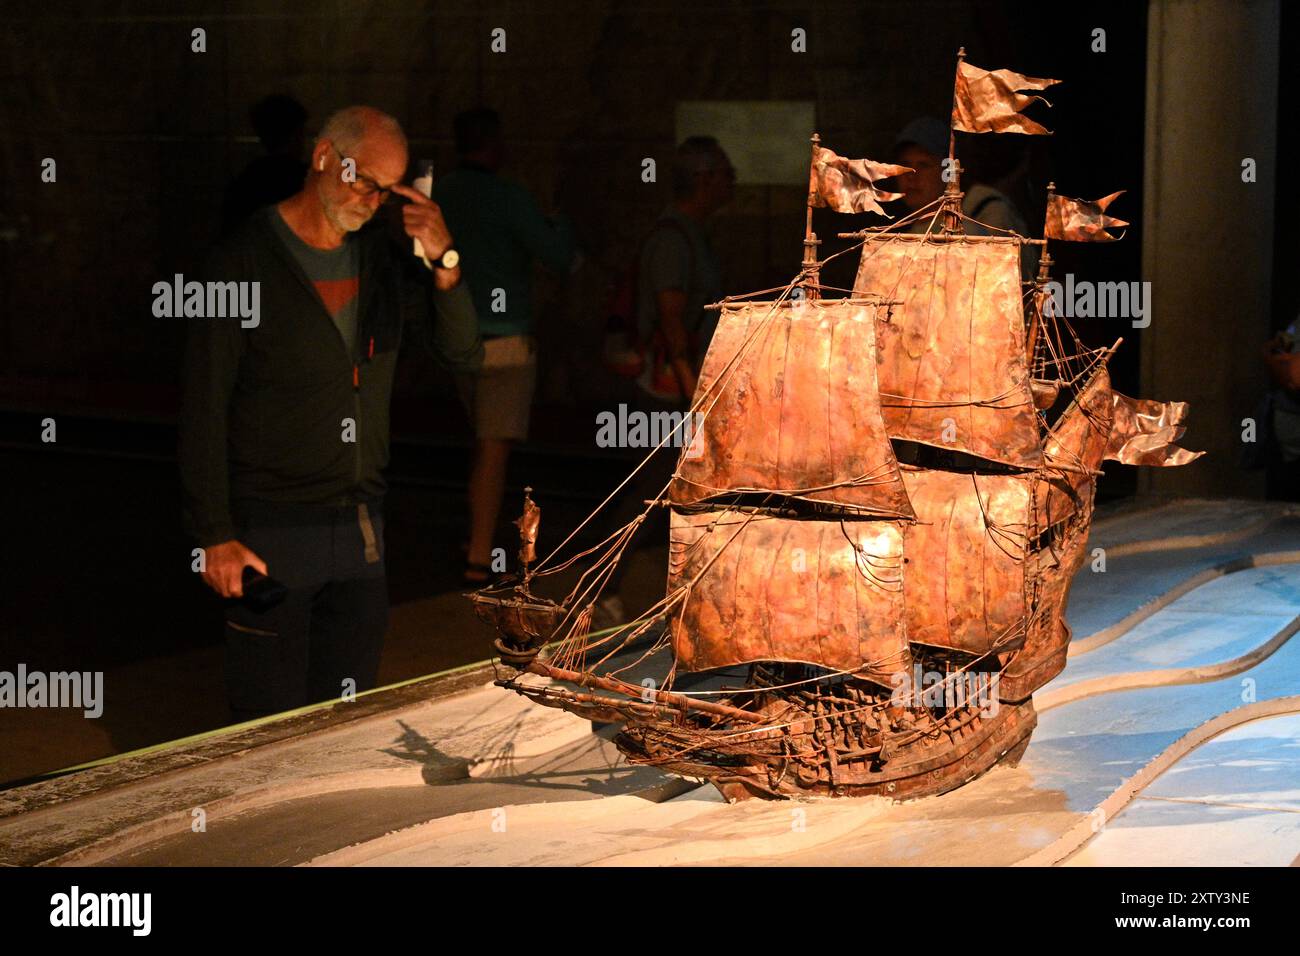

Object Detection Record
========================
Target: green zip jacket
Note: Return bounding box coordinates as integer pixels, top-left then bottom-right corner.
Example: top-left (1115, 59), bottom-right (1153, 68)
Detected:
top-left (179, 206), bottom-right (483, 546)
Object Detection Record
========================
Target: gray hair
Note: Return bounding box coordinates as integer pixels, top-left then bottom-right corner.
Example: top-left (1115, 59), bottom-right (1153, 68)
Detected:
top-left (317, 106), bottom-right (407, 155)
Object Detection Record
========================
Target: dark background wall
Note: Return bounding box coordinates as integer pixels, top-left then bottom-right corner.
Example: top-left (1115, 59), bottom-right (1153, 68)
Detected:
top-left (0, 0), bottom-right (1150, 417)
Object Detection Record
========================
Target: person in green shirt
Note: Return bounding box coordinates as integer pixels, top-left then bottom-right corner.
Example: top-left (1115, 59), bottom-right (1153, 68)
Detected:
top-left (433, 108), bottom-right (579, 584)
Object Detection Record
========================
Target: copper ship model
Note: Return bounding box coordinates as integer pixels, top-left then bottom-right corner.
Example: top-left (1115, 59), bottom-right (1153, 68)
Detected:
top-left (469, 50), bottom-right (1204, 801)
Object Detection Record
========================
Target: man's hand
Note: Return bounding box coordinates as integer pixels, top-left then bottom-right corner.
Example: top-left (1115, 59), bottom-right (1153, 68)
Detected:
top-left (391, 183), bottom-right (461, 289)
top-left (391, 183), bottom-right (453, 260)
top-left (202, 540), bottom-right (268, 598)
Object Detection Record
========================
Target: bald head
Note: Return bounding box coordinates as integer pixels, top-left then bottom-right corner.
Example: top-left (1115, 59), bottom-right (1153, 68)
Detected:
top-left (317, 105), bottom-right (407, 157)
top-left (307, 105), bottom-right (409, 234)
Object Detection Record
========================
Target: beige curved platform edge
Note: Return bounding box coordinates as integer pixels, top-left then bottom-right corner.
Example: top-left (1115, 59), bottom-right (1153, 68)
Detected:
top-left (36, 503), bottom-right (1296, 868)
top-left (39, 679), bottom-right (596, 867)
top-left (291, 549), bottom-right (1300, 868)
top-left (1093, 507), bottom-right (1297, 561)
top-left (1044, 609), bottom-right (1300, 712)
top-left (1069, 549), bottom-right (1300, 657)
top-left (48, 766), bottom-right (445, 867)
top-left (1015, 695), bottom-right (1300, 867)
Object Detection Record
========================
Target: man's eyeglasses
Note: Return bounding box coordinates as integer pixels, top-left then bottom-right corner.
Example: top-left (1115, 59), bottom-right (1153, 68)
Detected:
top-left (329, 142), bottom-right (395, 203)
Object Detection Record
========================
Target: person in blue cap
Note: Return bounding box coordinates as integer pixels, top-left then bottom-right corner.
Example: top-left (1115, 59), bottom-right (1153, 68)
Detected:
top-left (892, 117), bottom-right (1032, 241)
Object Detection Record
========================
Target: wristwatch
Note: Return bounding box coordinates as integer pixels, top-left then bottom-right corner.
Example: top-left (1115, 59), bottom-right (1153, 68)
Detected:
top-left (436, 248), bottom-right (460, 270)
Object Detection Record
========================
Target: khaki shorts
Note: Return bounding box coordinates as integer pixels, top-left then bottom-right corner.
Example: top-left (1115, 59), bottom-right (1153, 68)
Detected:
top-left (456, 334), bottom-right (537, 441)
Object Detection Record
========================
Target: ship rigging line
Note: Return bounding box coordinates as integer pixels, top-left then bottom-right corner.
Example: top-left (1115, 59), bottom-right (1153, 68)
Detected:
top-left (969, 472), bottom-right (1030, 563)
top-left (854, 193), bottom-right (948, 242)
top-left (1038, 286), bottom-right (1097, 387)
top-left (527, 520), bottom-right (640, 663)
top-left (555, 507), bottom-right (764, 676)
top-left (529, 281), bottom-right (801, 577)
top-left (548, 505), bottom-right (731, 669)
top-left (550, 552), bottom-right (658, 667)
top-left (527, 191), bottom-right (1038, 678)
top-left (532, 195), bottom-right (950, 580)
top-left (877, 385), bottom-right (1031, 409)
top-left (954, 208), bottom-right (1025, 238)
top-left (674, 459), bottom-right (908, 500)
top-left (836, 518), bottom-right (905, 592)
top-left (565, 529), bottom-right (728, 672)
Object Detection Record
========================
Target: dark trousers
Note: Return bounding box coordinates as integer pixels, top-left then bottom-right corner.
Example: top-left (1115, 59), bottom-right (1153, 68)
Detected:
top-left (223, 500), bottom-right (388, 722)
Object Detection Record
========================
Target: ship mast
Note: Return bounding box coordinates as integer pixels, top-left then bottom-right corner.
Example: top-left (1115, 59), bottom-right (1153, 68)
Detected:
top-left (803, 132), bottom-right (823, 299)
top-left (942, 48), bottom-right (967, 235)
top-left (1025, 182), bottom-right (1058, 371)
top-left (1039, 182), bottom-right (1058, 283)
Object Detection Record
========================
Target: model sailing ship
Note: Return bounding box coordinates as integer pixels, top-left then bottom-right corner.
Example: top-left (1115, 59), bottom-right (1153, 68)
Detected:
top-left (469, 50), bottom-right (1203, 801)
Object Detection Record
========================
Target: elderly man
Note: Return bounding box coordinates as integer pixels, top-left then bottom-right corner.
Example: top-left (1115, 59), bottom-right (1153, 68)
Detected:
top-left (180, 106), bottom-right (481, 721)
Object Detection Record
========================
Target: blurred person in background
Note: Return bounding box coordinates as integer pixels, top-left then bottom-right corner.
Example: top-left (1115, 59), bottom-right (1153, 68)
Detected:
top-left (595, 135), bottom-right (733, 625)
top-left (433, 108), bottom-right (579, 586)
top-left (891, 116), bottom-right (1037, 277)
top-left (221, 93), bottom-right (310, 235)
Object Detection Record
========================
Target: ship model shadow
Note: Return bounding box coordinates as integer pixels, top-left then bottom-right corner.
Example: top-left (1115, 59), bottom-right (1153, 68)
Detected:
top-left (469, 50), bottom-right (1203, 802)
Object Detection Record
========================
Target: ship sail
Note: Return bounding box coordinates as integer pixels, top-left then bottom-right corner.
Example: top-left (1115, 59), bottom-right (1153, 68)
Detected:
top-left (670, 299), bottom-right (916, 520)
top-left (1035, 361), bottom-right (1116, 528)
top-left (667, 508), bottom-right (910, 683)
top-left (898, 467), bottom-right (1030, 655)
top-left (853, 236), bottom-right (1043, 468)
top-left (1003, 361), bottom-right (1116, 698)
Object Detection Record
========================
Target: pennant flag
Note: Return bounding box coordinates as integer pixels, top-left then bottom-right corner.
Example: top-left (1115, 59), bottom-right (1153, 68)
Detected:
top-left (1046, 190), bottom-right (1130, 242)
top-left (809, 145), bottom-right (911, 218)
top-left (952, 60), bottom-right (1060, 135)
top-left (513, 490), bottom-right (541, 566)
top-left (1104, 391), bottom-right (1204, 467)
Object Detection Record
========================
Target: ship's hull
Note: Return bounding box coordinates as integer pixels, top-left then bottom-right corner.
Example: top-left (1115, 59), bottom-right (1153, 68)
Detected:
top-left (615, 679), bottom-right (1037, 802)
top-left (496, 652), bottom-right (1039, 802)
